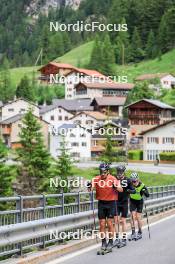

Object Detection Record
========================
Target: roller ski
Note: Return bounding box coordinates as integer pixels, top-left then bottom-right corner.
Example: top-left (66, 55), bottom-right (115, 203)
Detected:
top-left (134, 232), bottom-right (142, 241)
top-left (97, 240), bottom-right (113, 255)
top-left (113, 238), bottom-right (121, 248)
top-left (117, 239), bottom-right (127, 248)
top-left (128, 232), bottom-right (137, 241)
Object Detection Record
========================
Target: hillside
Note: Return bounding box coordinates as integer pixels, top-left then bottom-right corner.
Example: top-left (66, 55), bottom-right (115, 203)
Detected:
top-left (10, 41), bottom-right (175, 86)
top-left (56, 41), bottom-right (94, 67)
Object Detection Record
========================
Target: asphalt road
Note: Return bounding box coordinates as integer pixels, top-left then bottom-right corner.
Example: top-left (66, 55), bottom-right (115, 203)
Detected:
top-left (47, 215), bottom-right (175, 264)
top-left (76, 162), bottom-right (175, 175)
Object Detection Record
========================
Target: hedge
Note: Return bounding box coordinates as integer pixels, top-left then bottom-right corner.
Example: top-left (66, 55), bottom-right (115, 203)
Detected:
top-left (128, 150), bottom-right (143, 160)
top-left (159, 152), bottom-right (175, 161)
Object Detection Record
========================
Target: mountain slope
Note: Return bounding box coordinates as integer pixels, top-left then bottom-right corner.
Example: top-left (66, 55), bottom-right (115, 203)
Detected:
top-left (55, 41), bottom-right (94, 67)
top-left (9, 43), bottom-right (175, 86)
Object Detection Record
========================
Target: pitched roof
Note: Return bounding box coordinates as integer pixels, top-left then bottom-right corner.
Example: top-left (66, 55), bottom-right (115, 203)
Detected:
top-left (70, 111), bottom-right (108, 121)
top-left (76, 81), bottom-right (134, 90)
top-left (65, 68), bottom-right (107, 78)
top-left (0, 114), bottom-right (23, 124)
top-left (140, 119), bottom-right (175, 135)
top-left (125, 99), bottom-right (175, 110)
top-left (91, 97), bottom-right (126, 106)
top-left (135, 73), bottom-right (172, 81)
top-left (40, 99), bottom-right (94, 114)
top-left (0, 114), bottom-right (49, 125)
top-left (38, 62), bottom-right (76, 71)
top-left (2, 98), bottom-right (39, 108)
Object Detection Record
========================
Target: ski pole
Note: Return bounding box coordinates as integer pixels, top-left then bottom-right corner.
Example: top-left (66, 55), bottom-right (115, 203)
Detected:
top-left (115, 200), bottom-right (120, 237)
top-left (144, 201), bottom-right (151, 239)
top-left (91, 190), bottom-right (98, 243)
top-left (129, 199), bottom-right (135, 232)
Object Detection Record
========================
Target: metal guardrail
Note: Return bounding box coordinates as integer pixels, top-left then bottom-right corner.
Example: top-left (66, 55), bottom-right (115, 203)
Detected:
top-left (0, 185), bottom-right (175, 227)
top-left (0, 195), bottom-right (175, 258)
top-left (0, 185), bottom-right (175, 259)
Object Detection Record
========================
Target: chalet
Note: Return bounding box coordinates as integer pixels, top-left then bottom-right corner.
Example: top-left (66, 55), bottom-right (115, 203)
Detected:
top-left (69, 111), bottom-right (108, 129)
top-left (64, 68), bottom-right (107, 99)
top-left (50, 123), bottom-right (91, 160)
top-left (0, 98), bottom-right (40, 121)
top-left (0, 114), bottom-right (49, 149)
top-left (125, 99), bottom-right (175, 137)
top-left (75, 81), bottom-right (134, 100)
top-left (40, 99), bottom-right (93, 116)
top-left (140, 120), bottom-right (175, 161)
top-left (135, 73), bottom-right (175, 92)
top-left (91, 97), bottom-right (126, 118)
top-left (38, 62), bottom-right (76, 83)
top-left (91, 122), bottom-right (127, 157)
top-left (40, 105), bottom-right (74, 126)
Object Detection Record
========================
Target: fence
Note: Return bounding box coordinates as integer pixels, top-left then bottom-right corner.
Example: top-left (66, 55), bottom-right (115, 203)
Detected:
top-left (0, 185), bottom-right (175, 259)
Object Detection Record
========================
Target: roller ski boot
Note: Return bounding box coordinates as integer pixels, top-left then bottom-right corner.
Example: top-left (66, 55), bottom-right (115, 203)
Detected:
top-left (97, 240), bottom-right (113, 255)
top-left (117, 239), bottom-right (127, 248)
top-left (128, 232), bottom-right (137, 241)
top-left (135, 232), bottom-right (142, 241)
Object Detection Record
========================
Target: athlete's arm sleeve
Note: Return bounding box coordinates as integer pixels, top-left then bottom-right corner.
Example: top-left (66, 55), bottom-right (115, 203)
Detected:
top-left (127, 179), bottom-right (136, 194)
top-left (140, 186), bottom-right (149, 198)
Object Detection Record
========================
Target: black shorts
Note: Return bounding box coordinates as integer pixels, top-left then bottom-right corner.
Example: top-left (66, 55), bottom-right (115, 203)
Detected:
top-left (98, 200), bottom-right (116, 220)
top-left (130, 198), bottom-right (143, 213)
top-left (116, 202), bottom-right (128, 218)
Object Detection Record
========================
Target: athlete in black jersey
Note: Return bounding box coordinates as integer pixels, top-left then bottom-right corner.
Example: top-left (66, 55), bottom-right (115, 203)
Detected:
top-left (114, 165), bottom-right (136, 247)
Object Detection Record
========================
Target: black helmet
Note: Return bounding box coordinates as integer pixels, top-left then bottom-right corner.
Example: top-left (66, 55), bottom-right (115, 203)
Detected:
top-left (116, 165), bottom-right (126, 178)
top-left (99, 163), bottom-right (110, 173)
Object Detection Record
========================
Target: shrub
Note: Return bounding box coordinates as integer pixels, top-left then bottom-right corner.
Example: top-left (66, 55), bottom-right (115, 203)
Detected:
top-left (159, 152), bottom-right (175, 161)
top-left (128, 150), bottom-right (143, 160)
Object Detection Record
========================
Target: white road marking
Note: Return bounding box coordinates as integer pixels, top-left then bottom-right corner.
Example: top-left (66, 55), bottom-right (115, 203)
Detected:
top-left (46, 214), bottom-right (175, 264)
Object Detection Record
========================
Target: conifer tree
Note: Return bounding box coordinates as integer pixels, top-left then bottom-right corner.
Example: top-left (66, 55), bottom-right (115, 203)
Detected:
top-left (16, 109), bottom-right (51, 195)
top-left (0, 139), bottom-right (16, 201)
top-left (16, 75), bottom-right (36, 102)
top-left (145, 30), bottom-right (157, 59)
top-left (130, 27), bottom-right (145, 62)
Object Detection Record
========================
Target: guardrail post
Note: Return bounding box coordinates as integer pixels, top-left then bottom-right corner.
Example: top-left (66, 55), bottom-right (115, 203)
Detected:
top-left (16, 196), bottom-right (23, 256)
top-left (40, 195), bottom-right (46, 249)
top-left (77, 192), bottom-right (80, 213)
top-left (61, 192), bottom-right (65, 215)
top-left (156, 186), bottom-right (159, 198)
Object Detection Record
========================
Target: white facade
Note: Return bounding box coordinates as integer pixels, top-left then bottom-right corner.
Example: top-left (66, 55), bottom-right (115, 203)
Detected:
top-left (65, 72), bottom-right (100, 100)
top-left (41, 106), bottom-right (73, 126)
top-left (75, 87), bottom-right (103, 100)
top-left (69, 112), bottom-right (105, 130)
top-left (160, 75), bottom-right (175, 89)
top-left (50, 124), bottom-right (91, 160)
top-left (0, 99), bottom-right (40, 121)
top-left (142, 121), bottom-right (175, 161)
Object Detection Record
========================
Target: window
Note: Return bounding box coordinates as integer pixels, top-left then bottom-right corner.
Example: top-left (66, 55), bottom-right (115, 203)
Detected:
top-left (82, 142), bottom-right (87, 147)
top-left (163, 137), bottom-right (174, 144)
top-left (147, 150), bottom-right (159, 161)
top-left (58, 109), bottom-right (62, 113)
top-left (70, 133), bottom-right (76, 137)
top-left (147, 137), bottom-right (159, 144)
top-left (58, 116), bottom-right (62, 121)
top-left (71, 152), bottom-right (80, 157)
top-left (20, 108), bottom-right (26, 113)
top-left (65, 116), bottom-right (68, 120)
top-left (8, 108), bottom-right (14, 112)
top-left (80, 133), bottom-right (86, 137)
top-left (50, 116), bottom-right (54, 121)
top-left (71, 142), bottom-right (79, 147)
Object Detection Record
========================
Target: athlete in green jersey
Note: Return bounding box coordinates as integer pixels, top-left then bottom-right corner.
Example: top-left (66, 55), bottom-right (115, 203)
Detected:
top-left (129, 172), bottom-right (149, 240)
